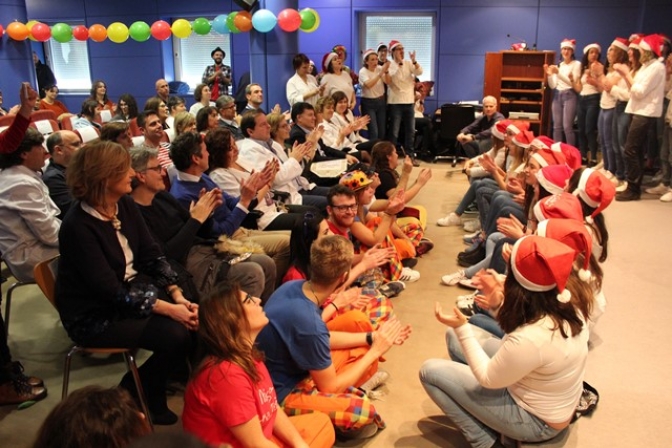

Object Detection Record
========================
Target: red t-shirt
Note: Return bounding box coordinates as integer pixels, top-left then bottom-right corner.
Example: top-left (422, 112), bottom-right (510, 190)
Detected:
top-left (183, 358), bottom-right (278, 447)
top-left (327, 220), bottom-right (349, 237)
top-left (282, 265), bottom-right (307, 283)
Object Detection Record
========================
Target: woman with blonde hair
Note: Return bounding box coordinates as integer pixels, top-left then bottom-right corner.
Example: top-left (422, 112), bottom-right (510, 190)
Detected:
top-left (57, 141), bottom-right (197, 425)
top-left (174, 111), bottom-right (197, 137)
top-left (183, 282), bottom-right (335, 447)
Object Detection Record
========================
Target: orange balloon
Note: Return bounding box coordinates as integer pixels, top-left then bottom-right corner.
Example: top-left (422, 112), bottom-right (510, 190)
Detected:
top-left (88, 23), bottom-right (107, 42)
top-left (7, 22), bottom-right (30, 41)
top-left (234, 11), bottom-right (253, 32)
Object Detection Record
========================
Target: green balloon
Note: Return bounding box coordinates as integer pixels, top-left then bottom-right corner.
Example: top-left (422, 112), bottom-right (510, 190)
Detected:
top-left (129, 21), bottom-right (151, 42)
top-left (193, 17), bottom-right (211, 35)
top-left (299, 10), bottom-right (316, 31)
top-left (51, 22), bottom-right (73, 43)
top-left (226, 12), bottom-right (241, 34)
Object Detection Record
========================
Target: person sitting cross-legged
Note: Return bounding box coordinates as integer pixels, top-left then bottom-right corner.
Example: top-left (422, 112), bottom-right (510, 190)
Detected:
top-left (256, 235), bottom-right (411, 441)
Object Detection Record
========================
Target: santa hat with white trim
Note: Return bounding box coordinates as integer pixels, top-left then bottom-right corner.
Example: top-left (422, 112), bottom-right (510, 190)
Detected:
top-left (573, 168), bottom-right (616, 223)
top-left (611, 37), bottom-right (629, 53)
top-left (536, 164), bottom-right (574, 195)
top-left (490, 120), bottom-right (512, 140)
top-left (513, 130), bottom-right (535, 149)
top-left (362, 49), bottom-right (376, 62)
top-left (537, 218), bottom-right (593, 282)
top-left (583, 43), bottom-right (601, 54)
top-left (531, 148), bottom-right (566, 167)
top-left (510, 235), bottom-right (576, 303)
top-left (551, 142), bottom-right (582, 170)
top-left (533, 192), bottom-right (584, 223)
top-left (560, 38), bottom-right (576, 50)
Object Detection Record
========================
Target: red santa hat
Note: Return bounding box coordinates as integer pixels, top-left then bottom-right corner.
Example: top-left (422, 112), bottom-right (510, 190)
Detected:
top-left (640, 34), bottom-right (664, 57)
top-left (322, 52), bottom-right (339, 72)
top-left (508, 120), bottom-right (530, 135)
top-left (573, 168), bottom-right (616, 223)
top-left (629, 37), bottom-right (642, 50)
top-left (388, 40), bottom-right (402, 52)
top-left (513, 130), bottom-right (535, 149)
top-left (531, 135), bottom-right (554, 150)
top-left (362, 49), bottom-right (376, 62)
top-left (536, 164), bottom-right (574, 195)
top-left (531, 147), bottom-right (566, 167)
top-left (550, 142), bottom-right (582, 170)
top-left (560, 38), bottom-right (576, 51)
top-left (583, 43), bottom-right (602, 54)
top-left (536, 219), bottom-right (593, 282)
top-left (533, 192), bottom-right (584, 223)
top-left (629, 33), bottom-right (644, 42)
top-left (376, 42), bottom-right (387, 52)
top-left (510, 235), bottom-right (576, 303)
top-left (491, 120), bottom-right (512, 140)
top-left (611, 37), bottom-right (629, 53)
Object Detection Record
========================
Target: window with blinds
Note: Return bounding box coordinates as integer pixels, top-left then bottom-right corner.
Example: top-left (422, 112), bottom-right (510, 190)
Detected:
top-left (173, 22), bottom-right (232, 93)
top-left (360, 13), bottom-right (435, 83)
top-left (45, 32), bottom-right (91, 93)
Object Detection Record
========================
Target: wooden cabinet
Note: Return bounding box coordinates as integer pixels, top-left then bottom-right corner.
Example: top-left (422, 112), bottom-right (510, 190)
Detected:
top-left (484, 51), bottom-right (556, 136)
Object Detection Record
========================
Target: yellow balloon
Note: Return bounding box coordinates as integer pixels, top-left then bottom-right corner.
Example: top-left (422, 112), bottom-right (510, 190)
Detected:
top-left (26, 19), bottom-right (38, 41)
top-left (107, 22), bottom-right (129, 43)
top-left (171, 19), bottom-right (191, 39)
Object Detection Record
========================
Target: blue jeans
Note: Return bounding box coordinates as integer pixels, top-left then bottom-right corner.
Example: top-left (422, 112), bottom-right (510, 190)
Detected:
top-left (474, 178), bottom-right (501, 226)
top-left (552, 89), bottom-right (578, 146)
top-left (445, 326), bottom-right (502, 365)
top-left (456, 178), bottom-right (487, 215)
top-left (612, 101), bottom-right (630, 180)
top-left (464, 232), bottom-right (505, 278)
top-left (420, 359), bottom-right (562, 448)
top-left (577, 94), bottom-right (600, 162)
top-left (598, 108), bottom-right (615, 173)
top-left (360, 97), bottom-right (386, 140)
top-left (389, 103), bottom-right (415, 152)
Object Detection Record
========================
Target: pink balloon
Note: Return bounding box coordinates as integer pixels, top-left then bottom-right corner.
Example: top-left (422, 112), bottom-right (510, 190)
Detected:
top-left (277, 9), bottom-right (301, 32)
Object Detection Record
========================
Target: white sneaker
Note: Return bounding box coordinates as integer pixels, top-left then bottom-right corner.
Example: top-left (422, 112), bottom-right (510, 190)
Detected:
top-left (399, 267), bottom-right (420, 283)
top-left (437, 212), bottom-right (462, 227)
top-left (463, 219), bottom-right (481, 233)
top-left (661, 189), bottom-right (672, 202)
top-left (646, 182), bottom-right (669, 195)
top-left (456, 292), bottom-right (477, 316)
top-left (615, 180), bottom-right (628, 193)
top-left (441, 270), bottom-right (466, 286)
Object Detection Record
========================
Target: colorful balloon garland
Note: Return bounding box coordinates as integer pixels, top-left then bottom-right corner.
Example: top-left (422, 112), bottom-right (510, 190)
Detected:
top-left (0, 9), bottom-right (320, 43)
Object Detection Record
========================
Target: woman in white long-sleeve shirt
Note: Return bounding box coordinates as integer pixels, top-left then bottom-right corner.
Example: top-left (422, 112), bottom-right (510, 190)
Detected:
top-left (545, 39), bottom-right (582, 146)
top-left (420, 236), bottom-right (590, 448)
top-left (286, 53), bottom-right (323, 107)
top-left (615, 34), bottom-right (667, 201)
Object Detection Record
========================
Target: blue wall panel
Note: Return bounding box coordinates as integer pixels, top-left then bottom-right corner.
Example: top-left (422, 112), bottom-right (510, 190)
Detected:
top-left (0, 1), bottom-right (33, 106)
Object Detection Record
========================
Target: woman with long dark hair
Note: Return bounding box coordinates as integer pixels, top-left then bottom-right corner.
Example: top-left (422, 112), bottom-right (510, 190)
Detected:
top-left (88, 80), bottom-right (114, 111)
top-left (574, 43), bottom-right (603, 166)
top-left (545, 39), bottom-right (582, 146)
top-left (182, 283), bottom-right (335, 447)
top-left (421, 236), bottom-right (591, 447)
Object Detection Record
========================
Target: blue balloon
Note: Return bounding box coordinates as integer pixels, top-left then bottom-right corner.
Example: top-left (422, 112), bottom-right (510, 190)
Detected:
top-left (252, 9), bottom-right (277, 33)
top-left (212, 14), bottom-right (229, 34)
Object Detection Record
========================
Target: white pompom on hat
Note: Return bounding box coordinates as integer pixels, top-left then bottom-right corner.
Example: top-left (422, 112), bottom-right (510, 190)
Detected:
top-left (510, 235), bottom-right (577, 303)
top-left (537, 218), bottom-right (593, 282)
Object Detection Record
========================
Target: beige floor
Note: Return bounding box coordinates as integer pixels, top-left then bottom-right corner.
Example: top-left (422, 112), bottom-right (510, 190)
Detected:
top-left (1, 161), bottom-right (671, 447)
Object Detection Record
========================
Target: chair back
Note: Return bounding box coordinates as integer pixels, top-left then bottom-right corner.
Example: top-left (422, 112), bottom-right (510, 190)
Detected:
top-left (439, 104), bottom-right (476, 140)
top-left (60, 115), bottom-right (74, 130)
top-left (129, 118), bottom-right (143, 136)
top-left (31, 110), bottom-right (57, 122)
top-left (33, 256), bottom-right (59, 308)
top-left (99, 109), bottom-right (113, 123)
top-left (74, 126), bottom-right (100, 143)
top-left (30, 119), bottom-right (60, 136)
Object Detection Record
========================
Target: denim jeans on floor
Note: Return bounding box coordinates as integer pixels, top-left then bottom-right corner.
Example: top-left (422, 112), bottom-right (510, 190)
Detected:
top-left (577, 94), bottom-right (600, 162)
top-left (598, 108), bottom-right (615, 173)
top-left (445, 325), bottom-right (502, 364)
top-left (419, 359), bottom-right (562, 448)
top-left (552, 89), bottom-right (578, 146)
top-left (389, 103), bottom-right (415, 152)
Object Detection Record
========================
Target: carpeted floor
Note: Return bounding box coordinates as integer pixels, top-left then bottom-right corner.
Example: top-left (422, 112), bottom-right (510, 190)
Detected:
top-left (1, 160), bottom-right (670, 447)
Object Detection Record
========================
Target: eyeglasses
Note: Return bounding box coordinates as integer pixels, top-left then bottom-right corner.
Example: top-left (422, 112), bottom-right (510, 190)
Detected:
top-left (331, 204), bottom-right (358, 212)
top-left (143, 165), bottom-right (164, 173)
top-left (242, 293), bottom-right (255, 305)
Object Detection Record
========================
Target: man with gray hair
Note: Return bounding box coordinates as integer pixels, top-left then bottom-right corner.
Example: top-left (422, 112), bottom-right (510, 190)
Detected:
top-left (43, 130), bottom-right (82, 218)
top-left (215, 95), bottom-right (244, 140)
top-left (129, 145), bottom-right (277, 302)
top-left (456, 95), bottom-right (505, 158)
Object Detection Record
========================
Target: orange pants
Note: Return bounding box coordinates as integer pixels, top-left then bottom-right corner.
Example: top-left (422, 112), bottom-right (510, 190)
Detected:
top-left (327, 311), bottom-right (377, 387)
top-left (272, 412), bottom-right (335, 448)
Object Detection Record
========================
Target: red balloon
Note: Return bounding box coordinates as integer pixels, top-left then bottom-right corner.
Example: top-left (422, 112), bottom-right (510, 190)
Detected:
top-left (151, 20), bottom-right (171, 41)
top-left (0, 25), bottom-right (4, 38)
top-left (31, 22), bottom-right (51, 42)
top-left (72, 25), bottom-right (89, 41)
top-left (277, 8), bottom-right (301, 32)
